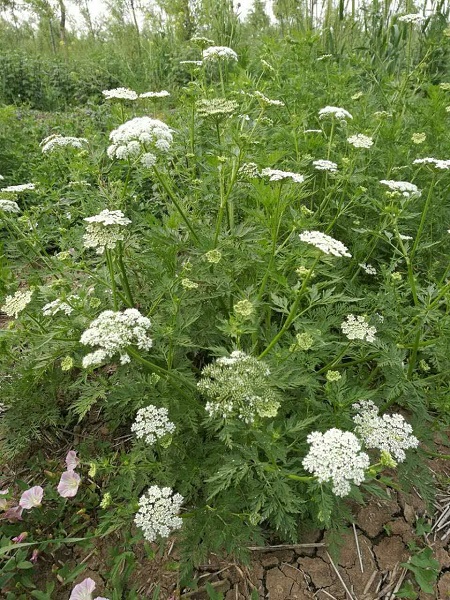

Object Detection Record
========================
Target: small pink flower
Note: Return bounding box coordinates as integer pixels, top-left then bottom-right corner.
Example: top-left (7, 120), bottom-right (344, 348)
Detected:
top-left (12, 531), bottom-right (28, 543)
top-left (19, 486), bottom-right (44, 509)
top-left (0, 488), bottom-right (9, 495)
top-left (65, 450), bottom-right (80, 471)
top-left (69, 578), bottom-right (96, 600)
top-left (1, 505), bottom-right (23, 521)
top-left (30, 549), bottom-right (39, 563)
top-left (57, 470), bottom-right (81, 498)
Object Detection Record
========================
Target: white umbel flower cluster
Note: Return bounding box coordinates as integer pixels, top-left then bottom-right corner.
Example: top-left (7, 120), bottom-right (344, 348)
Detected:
top-left (1, 289), bottom-right (33, 318)
top-left (352, 401), bottom-right (419, 463)
top-left (202, 46), bottom-right (238, 62)
top-left (83, 209), bottom-right (131, 254)
top-left (80, 308), bottom-right (152, 369)
top-left (380, 180), bottom-right (421, 199)
top-left (42, 295), bottom-right (80, 317)
top-left (398, 13), bottom-right (424, 24)
top-left (139, 90), bottom-right (170, 98)
top-left (1, 183), bottom-right (35, 193)
top-left (318, 106), bottom-right (353, 120)
top-left (107, 117), bottom-right (173, 160)
top-left (347, 134), bottom-right (374, 148)
top-left (134, 486), bottom-right (183, 542)
top-left (313, 159), bottom-right (338, 172)
top-left (40, 134), bottom-right (88, 154)
top-left (261, 168), bottom-right (305, 183)
top-left (413, 157), bottom-right (450, 170)
top-left (358, 263), bottom-right (377, 275)
top-left (197, 351), bottom-right (281, 423)
top-left (252, 91), bottom-right (285, 107)
top-left (196, 98), bottom-right (238, 118)
top-left (102, 87), bottom-right (138, 100)
top-left (299, 231), bottom-right (352, 257)
top-left (303, 429), bottom-right (370, 496)
top-left (131, 405), bottom-right (176, 445)
top-left (0, 199), bottom-right (20, 213)
top-left (341, 314), bottom-right (377, 342)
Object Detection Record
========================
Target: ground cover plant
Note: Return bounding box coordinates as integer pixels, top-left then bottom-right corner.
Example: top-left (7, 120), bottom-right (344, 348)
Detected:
top-left (1, 1), bottom-right (450, 598)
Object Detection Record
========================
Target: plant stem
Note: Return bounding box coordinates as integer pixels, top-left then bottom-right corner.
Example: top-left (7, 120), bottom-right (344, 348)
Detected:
top-left (116, 242), bottom-right (134, 307)
top-left (105, 248), bottom-right (118, 310)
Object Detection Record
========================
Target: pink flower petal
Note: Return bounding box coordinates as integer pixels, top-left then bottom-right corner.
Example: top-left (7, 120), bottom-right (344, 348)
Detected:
top-left (19, 486), bottom-right (44, 509)
top-left (0, 488), bottom-right (9, 495)
top-left (69, 577), bottom-right (96, 600)
top-left (1, 505), bottom-right (23, 521)
top-left (57, 470), bottom-right (81, 498)
top-left (12, 532), bottom-right (28, 543)
top-left (65, 450), bottom-right (80, 471)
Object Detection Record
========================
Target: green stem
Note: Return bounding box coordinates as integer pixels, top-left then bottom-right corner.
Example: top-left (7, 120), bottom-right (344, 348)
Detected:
top-left (153, 166), bottom-right (200, 243)
top-left (259, 254), bottom-right (320, 359)
top-left (105, 248), bottom-right (118, 310)
top-left (407, 326), bottom-right (422, 379)
top-left (410, 172), bottom-right (436, 260)
top-left (116, 242), bottom-right (134, 307)
top-left (316, 342), bottom-right (352, 375)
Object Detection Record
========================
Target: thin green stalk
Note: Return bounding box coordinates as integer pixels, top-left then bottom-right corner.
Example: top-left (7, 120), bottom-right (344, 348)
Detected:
top-left (218, 62), bottom-right (225, 96)
top-left (410, 172), bottom-right (436, 260)
top-left (259, 255), bottom-right (320, 359)
top-left (116, 242), bottom-right (134, 307)
top-left (153, 166), bottom-right (200, 243)
top-left (407, 326), bottom-right (422, 379)
top-left (105, 248), bottom-right (118, 310)
top-left (316, 342), bottom-right (352, 375)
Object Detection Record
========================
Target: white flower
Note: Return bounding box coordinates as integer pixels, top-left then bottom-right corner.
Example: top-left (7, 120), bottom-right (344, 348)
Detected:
top-left (413, 157), bottom-right (450, 170)
top-left (261, 168), bottom-right (305, 183)
top-left (252, 91), bottom-right (284, 107)
top-left (304, 129), bottom-right (323, 134)
top-left (102, 87), bottom-right (138, 100)
top-left (134, 486), bottom-right (183, 542)
top-left (180, 60), bottom-right (203, 66)
top-left (196, 98), bottom-right (238, 118)
top-left (42, 295), bottom-right (79, 317)
top-left (399, 234), bottom-right (413, 240)
top-left (197, 351), bottom-right (280, 423)
top-left (83, 209), bottom-right (131, 254)
top-left (202, 46), bottom-right (238, 62)
top-left (40, 135), bottom-right (88, 154)
top-left (352, 400), bottom-right (419, 462)
top-left (347, 134), bottom-right (374, 148)
top-left (131, 405), bottom-right (175, 445)
top-left (313, 159), bottom-right (338, 172)
top-left (107, 117), bottom-right (173, 161)
top-left (0, 199), bottom-right (20, 213)
top-left (380, 180), bottom-right (421, 199)
top-left (1, 289), bottom-right (33, 318)
top-left (398, 13), bottom-right (424, 24)
top-left (318, 106), bottom-right (353, 120)
top-left (141, 153), bottom-right (157, 168)
top-left (80, 308), bottom-right (152, 369)
top-left (1, 183), bottom-right (35, 193)
top-left (139, 90), bottom-right (170, 99)
top-left (302, 429), bottom-right (370, 496)
top-left (317, 54), bottom-right (333, 61)
top-left (341, 314), bottom-right (376, 342)
top-left (358, 263), bottom-right (376, 275)
top-left (299, 231), bottom-right (352, 257)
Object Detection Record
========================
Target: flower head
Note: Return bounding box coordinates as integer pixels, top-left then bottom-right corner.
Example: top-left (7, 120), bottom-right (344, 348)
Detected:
top-left (347, 134), bottom-right (373, 148)
top-left (313, 159), bottom-right (338, 172)
top-left (83, 209), bottom-right (131, 254)
top-left (202, 46), bottom-right (238, 62)
top-left (197, 351), bottom-right (281, 423)
top-left (303, 429), bottom-right (370, 496)
top-left (196, 98), bottom-right (238, 118)
top-left (134, 486), bottom-right (183, 542)
top-left (57, 471), bottom-right (81, 498)
top-left (42, 295), bottom-right (79, 317)
top-left (69, 577), bottom-right (109, 600)
top-left (380, 180), bottom-right (421, 199)
top-left (352, 401), bottom-right (419, 462)
top-left (1, 183), bottom-right (35, 193)
top-left (299, 231), bottom-right (351, 257)
top-left (65, 450), bottom-right (80, 471)
top-left (0, 199), bottom-right (20, 213)
top-left (413, 157), bottom-right (450, 170)
top-left (318, 106), bottom-right (353, 120)
top-left (341, 314), bottom-right (376, 342)
top-left (107, 117), bottom-right (173, 160)
top-left (398, 13), bottom-right (424, 24)
top-left (131, 405), bottom-right (176, 445)
top-left (358, 263), bottom-right (377, 275)
top-left (80, 309), bottom-right (152, 369)
top-left (261, 168), bottom-right (304, 183)
top-left (40, 135), bottom-right (88, 154)
top-left (252, 91), bottom-right (284, 107)
top-left (102, 87), bottom-right (138, 100)
top-left (19, 486), bottom-right (44, 509)
top-left (1, 289), bottom-right (33, 318)
top-left (139, 90), bottom-right (170, 99)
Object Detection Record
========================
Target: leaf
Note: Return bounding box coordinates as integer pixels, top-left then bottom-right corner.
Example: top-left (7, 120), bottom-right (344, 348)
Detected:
top-left (16, 560), bottom-right (34, 569)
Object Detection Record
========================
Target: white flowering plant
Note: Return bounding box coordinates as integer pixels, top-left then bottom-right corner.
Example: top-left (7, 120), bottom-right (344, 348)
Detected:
top-left (0, 15), bottom-right (449, 594)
